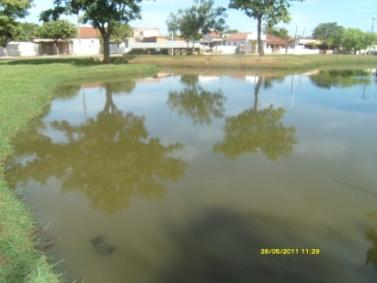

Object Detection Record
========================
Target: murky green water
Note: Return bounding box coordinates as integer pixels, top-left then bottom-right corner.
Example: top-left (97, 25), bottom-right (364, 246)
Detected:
top-left (6, 69), bottom-right (377, 283)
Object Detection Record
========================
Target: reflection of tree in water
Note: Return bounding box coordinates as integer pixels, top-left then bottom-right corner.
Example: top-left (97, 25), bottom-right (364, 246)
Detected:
top-left (366, 229), bottom-right (377, 269)
top-left (214, 77), bottom-right (296, 160)
top-left (309, 70), bottom-right (371, 89)
top-left (168, 75), bottom-right (225, 125)
top-left (7, 82), bottom-right (186, 213)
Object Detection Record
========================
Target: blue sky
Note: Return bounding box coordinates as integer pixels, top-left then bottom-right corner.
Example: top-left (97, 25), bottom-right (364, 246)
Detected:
top-left (25, 0), bottom-right (377, 37)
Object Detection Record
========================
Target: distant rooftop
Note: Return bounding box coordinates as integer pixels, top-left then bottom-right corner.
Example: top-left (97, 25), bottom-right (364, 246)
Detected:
top-left (78, 27), bottom-right (100, 39)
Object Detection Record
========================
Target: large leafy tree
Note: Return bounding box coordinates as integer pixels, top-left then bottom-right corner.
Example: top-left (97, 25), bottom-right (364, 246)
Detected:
top-left (229, 0), bottom-right (303, 56)
top-left (35, 20), bottom-right (76, 54)
top-left (168, 75), bottom-right (225, 125)
top-left (214, 76), bottom-right (296, 160)
top-left (13, 22), bottom-right (39, 41)
top-left (341, 28), bottom-right (376, 53)
top-left (0, 0), bottom-right (32, 46)
top-left (166, 0), bottom-right (227, 52)
top-left (40, 0), bottom-right (144, 63)
top-left (312, 22), bottom-right (344, 49)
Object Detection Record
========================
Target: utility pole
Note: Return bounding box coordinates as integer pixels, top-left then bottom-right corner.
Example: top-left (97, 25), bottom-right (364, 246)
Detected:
top-left (369, 18), bottom-right (377, 55)
top-left (170, 0), bottom-right (174, 56)
top-left (371, 17), bottom-right (377, 33)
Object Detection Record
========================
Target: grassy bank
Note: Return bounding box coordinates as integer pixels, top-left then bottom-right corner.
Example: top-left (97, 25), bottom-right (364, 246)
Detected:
top-left (0, 58), bottom-right (157, 283)
top-left (126, 54), bottom-right (377, 70)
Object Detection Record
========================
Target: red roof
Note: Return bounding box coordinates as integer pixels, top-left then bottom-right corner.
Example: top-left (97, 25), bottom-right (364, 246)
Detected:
top-left (225, 33), bottom-right (248, 41)
top-left (267, 34), bottom-right (288, 46)
top-left (78, 27), bottom-right (100, 39)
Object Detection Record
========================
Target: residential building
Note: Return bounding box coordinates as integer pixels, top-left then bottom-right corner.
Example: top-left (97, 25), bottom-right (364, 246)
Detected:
top-left (223, 32), bottom-right (267, 54)
top-left (133, 27), bottom-right (160, 42)
top-left (34, 27), bottom-right (101, 56)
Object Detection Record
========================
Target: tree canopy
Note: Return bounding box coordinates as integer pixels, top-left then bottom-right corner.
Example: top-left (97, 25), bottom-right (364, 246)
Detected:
top-left (166, 0), bottom-right (227, 50)
top-left (35, 20), bottom-right (76, 41)
top-left (110, 22), bottom-right (133, 44)
top-left (229, 0), bottom-right (303, 55)
top-left (312, 22), bottom-right (344, 49)
top-left (13, 22), bottom-right (39, 41)
top-left (0, 0), bottom-right (32, 46)
top-left (265, 26), bottom-right (290, 40)
top-left (214, 76), bottom-right (296, 160)
top-left (40, 0), bottom-right (144, 63)
top-left (168, 75), bottom-right (225, 125)
top-left (341, 28), bottom-right (376, 53)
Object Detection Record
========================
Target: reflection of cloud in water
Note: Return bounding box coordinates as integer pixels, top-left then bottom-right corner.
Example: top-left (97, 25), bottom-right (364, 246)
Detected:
top-left (198, 76), bottom-right (220, 83)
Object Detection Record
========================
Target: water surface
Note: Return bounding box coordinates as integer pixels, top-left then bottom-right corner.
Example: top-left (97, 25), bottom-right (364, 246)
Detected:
top-left (6, 69), bottom-right (377, 283)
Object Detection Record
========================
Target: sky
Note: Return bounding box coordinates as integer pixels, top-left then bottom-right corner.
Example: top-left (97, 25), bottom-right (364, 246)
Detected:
top-left (24, 0), bottom-right (377, 37)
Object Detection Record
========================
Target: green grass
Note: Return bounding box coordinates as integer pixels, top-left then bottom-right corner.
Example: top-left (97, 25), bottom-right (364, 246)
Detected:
top-left (0, 58), bottom-right (157, 283)
top-left (126, 54), bottom-right (377, 70)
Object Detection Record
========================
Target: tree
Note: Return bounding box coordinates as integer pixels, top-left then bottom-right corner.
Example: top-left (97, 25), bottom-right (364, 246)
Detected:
top-left (35, 20), bottom-right (76, 55)
top-left (40, 0), bottom-right (144, 63)
top-left (0, 0), bottom-right (32, 46)
top-left (111, 22), bottom-right (133, 44)
top-left (13, 22), bottom-right (39, 41)
top-left (342, 28), bottom-right (375, 53)
top-left (168, 75), bottom-right (225, 125)
top-left (312, 22), bottom-right (344, 49)
top-left (214, 76), bottom-right (296, 160)
top-left (166, 0), bottom-right (227, 52)
top-left (229, 0), bottom-right (303, 56)
top-left (265, 26), bottom-right (290, 40)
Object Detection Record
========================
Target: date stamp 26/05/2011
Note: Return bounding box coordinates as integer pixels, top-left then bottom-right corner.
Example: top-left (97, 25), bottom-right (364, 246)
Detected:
top-left (260, 248), bottom-right (321, 256)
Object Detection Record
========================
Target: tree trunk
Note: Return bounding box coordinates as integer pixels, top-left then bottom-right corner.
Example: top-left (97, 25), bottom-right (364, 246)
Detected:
top-left (54, 40), bottom-right (59, 55)
top-left (257, 16), bottom-right (264, 56)
top-left (102, 34), bottom-right (111, 64)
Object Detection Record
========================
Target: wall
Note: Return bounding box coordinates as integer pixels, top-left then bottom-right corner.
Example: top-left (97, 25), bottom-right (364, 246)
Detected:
top-left (0, 42), bottom-right (38, 57)
top-left (212, 45), bottom-right (237, 54)
top-left (287, 46), bottom-right (320, 55)
top-left (110, 43), bottom-right (126, 54)
top-left (72, 38), bottom-right (101, 56)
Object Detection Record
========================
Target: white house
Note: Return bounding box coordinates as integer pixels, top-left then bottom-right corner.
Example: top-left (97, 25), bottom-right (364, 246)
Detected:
top-left (133, 27), bottom-right (160, 42)
top-left (72, 27), bottom-right (101, 56)
top-left (223, 32), bottom-right (267, 54)
top-left (34, 27), bottom-right (101, 56)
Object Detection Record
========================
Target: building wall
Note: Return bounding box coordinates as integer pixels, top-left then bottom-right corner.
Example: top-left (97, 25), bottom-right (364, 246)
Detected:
top-left (0, 42), bottom-right (38, 57)
top-left (133, 28), bottom-right (160, 41)
top-left (110, 42), bottom-right (127, 54)
top-left (72, 38), bottom-right (101, 56)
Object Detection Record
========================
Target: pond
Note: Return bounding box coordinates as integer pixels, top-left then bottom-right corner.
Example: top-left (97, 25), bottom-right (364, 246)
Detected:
top-left (5, 69), bottom-right (377, 283)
